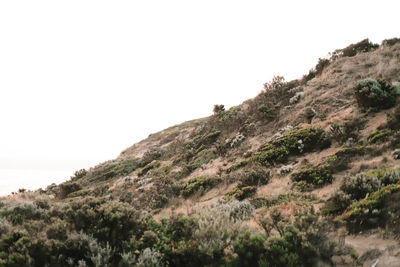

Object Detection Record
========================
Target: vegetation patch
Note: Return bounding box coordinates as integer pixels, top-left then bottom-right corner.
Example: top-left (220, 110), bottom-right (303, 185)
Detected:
top-left (84, 158), bottom-right (141, 183)
top-left (180, 176), bottom-right (221, 197)
top-left (325, 146), bottom-right (374, 172)
top-left (342, 184), bottom-right (400, 232)
top-left (322, 167), bottom-right (400, 216)
top-left (138, 161), bottom-right (161, 177)
top-left (191, 148), bottom-right (218, 169)
top-left (354, 78), bottom-right (397, 110)
top-left (67, 189), bottom-right (91, 198)
top-left (291, 165), bottom-right (333, 191)
top-left (255, 127), bottom-right (330, 166)
top-left (368, 129), bottom-right (393, 143)
top-left (225, 166), bottom-right (270, 200)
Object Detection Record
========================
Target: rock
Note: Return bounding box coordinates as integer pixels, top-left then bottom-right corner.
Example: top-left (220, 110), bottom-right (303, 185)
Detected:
top-left (393, 149), bottom-right (400, 159)
top-left (277, 165), bottom-right (293, 175)
top-left (230, 133), bottom-right (245, 147)
top-left (243, 150), bottom-right (253, 158)
top-left (289, 91), bottom-right (304, 104)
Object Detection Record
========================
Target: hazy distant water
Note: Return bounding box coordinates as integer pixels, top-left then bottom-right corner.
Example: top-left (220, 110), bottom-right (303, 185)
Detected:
top-left (0, 168), bottom-right (72, 196)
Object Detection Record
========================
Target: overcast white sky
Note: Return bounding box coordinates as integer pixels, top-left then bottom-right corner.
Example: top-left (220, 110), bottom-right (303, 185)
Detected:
top-left (0, 0), bottom-right (399, 171)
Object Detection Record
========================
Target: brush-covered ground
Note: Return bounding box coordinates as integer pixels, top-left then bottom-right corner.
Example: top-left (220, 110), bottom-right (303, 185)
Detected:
top-left (1, 38), bottom-right (400, 267)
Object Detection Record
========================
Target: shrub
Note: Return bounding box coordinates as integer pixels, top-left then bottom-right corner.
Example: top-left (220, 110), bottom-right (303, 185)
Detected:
top-left (322, 168), bottom-right (400, 216)
top-left (340, 174), bottom-right (381, 200)
top-left (255, 127), bottom-right (330, 166)
top-left (354, 78), bottom-right (397, 109)
top-left (231, 231), bottom-right (266, 266)
top-left (180, 176), bottom-right (221, 197)
top-left (291, 166), bottom-right (333, 190)
top-left (217, 200), bottom-right (254, 221)
top-left (138, 161), bottom-right (161, 177)
top-left (213, 104), bottom-right (225, 116)
top-left (386, 106), bottom-right (400, 130)
top-left (57, 182), bottom-right (82, 199)
top-left (86, 158), bottom-right (141, 183)
top-left (191, 148), bottom-right (217, 169)
top-left (343, 184), bottom-right (400, 231)
top-left (329, 118), bottom-right (366, 143)
top-left (340, 39), bottom-right (379, 57)
top-left (0, 204), bottom-right (45, 225)
top-left (325, 146), bottom-right (373, 172)
top-left (368, 129), bottom-right (393, 143)
top-left (382, 37), bottom-right (400, 47)
top-left (224, 186), bottom-right (257, 201)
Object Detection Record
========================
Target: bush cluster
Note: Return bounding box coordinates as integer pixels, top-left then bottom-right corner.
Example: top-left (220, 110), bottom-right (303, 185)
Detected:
top-left (225, 166), bottom-right (270, 200)
top-left (255, 127), bottom-right (330, 167)
top-left (322, 168), bottom-right (400, 217)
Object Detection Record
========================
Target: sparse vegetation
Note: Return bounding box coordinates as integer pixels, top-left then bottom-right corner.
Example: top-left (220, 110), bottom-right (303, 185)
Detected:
top-left (2, 38), bottom-right (400, 265)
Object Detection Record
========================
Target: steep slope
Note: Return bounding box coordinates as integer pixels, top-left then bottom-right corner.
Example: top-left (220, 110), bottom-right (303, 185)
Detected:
top-left (1, 38), bottom-right (400, 266)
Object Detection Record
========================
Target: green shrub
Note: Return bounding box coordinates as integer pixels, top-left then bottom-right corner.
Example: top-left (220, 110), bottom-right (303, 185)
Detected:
top-left (343, 184), bottom-right (400, 231)
top-left (191, 148), bottom-right (218, 169)
top-left (354, 78), bottom-right (397, 109)
top-left (224, 186), bottom-right (257, 201)
top-left (57, 182), bottom-right (82, 199)
top-left (0, 204), bottom-right (45, 225)
top-left (228, 160), bottom-right (249, 173)
top-left (340, 174), bottom-right (381, 200)
top-left (341, 39), bottom-right (379, 57)
top-left (213, 104), bottom-right (225, 116)
top-left (325, 146), bottom-right (373, 172)
top-left (138, 161), bottom-right (161, 177)
top-left (86, 158), bottom-right (141, 183)
top-left (386, 106), bottom-right (400, 130)
top-left (322, 168), bottom-right (400, 216)
top-left (382, 37), bottom-right (400, 47)
top-left (180, 176), bottom-right (221, 197)
top-left (329, 118), bottom-right (366, 143)
top-left (255, 127), bottom-right (330, 166)
top-left (67, 189), bottom-right (91, 198)
top-left (368, 129), bottom-right (393, 143)
top-left (231, 231), bottom-right (266, 266)
top-left (291, 166), bottom-right (333, 190)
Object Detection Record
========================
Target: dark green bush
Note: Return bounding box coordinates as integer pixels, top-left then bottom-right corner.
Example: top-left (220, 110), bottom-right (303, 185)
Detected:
top-left (57, 182), bottom-right (82, 199)
top-left (343, 184), bottom-right (400, 232)
top-left (354, 78), bottom-right (397, 109)
top-left (180, 176), bottom-right (221, 197)
top-left (341, 39), bottom-right (379, 57)
top-left (85, 158), bottom-right (141, 183)
top-left (322, 168), bottom-right (400, 216)
top-left (325, 146), bottom-right (373, 172)
top-left (224, 186), bottom-right (257, 201)
top-left (291, 166), bottom-right (333, 190)
top-left (382, 37), bottom-right (400, 47)
top-left (255, 127), bottom-right (330, 167)
top-left (231, 231), bottom-right (266, 266)
top-left (138, 161), bottom-right (161, 177)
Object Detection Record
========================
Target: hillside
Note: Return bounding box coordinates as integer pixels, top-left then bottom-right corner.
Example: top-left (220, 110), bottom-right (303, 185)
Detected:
top-left (1, 38), bottom-right (400, 266)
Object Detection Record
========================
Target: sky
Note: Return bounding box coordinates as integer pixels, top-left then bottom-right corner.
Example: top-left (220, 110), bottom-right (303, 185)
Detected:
top-left (0, 0), bottom-right (399, 175)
